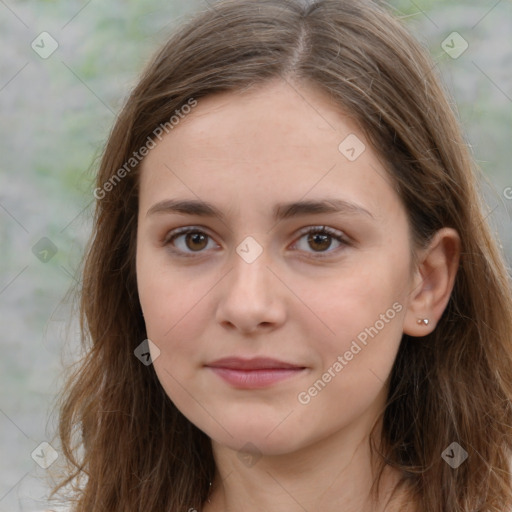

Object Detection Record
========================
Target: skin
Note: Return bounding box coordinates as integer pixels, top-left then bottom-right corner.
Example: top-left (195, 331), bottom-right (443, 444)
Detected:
top-left (136, 78), bottom-right (460, 512)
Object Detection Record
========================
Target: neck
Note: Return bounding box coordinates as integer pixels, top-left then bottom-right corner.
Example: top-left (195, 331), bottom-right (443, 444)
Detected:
top-left (203, 411), bottom-right (411, 512)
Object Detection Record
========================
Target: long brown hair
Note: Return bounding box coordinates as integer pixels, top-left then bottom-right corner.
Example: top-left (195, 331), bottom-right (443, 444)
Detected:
top-left (50, 0), bottom-right (512, 510)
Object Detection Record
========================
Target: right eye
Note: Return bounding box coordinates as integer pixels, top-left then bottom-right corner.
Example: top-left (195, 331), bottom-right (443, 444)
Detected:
top-left (164, 226), bottom-right (219, 257)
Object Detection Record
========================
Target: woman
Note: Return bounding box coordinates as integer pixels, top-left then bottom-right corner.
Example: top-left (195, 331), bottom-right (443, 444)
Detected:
top-left (50, 0), bottom-right (512, 510)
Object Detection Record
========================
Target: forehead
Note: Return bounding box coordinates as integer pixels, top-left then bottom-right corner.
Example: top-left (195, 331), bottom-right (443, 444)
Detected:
top-left (144, 80), bottom-right (357, 164)
top-left (138, 79), bottom-right (399, 222)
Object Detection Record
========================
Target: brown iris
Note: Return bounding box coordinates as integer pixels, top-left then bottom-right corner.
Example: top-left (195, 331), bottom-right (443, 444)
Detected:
top-left (307, 232), bottom-right (332, 252)
top-left (185, 232), bottom-right (208, 251)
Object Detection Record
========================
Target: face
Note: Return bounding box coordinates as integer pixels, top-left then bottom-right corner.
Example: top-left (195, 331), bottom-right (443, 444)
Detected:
top-left (136, 79), bottom-right (415, 456)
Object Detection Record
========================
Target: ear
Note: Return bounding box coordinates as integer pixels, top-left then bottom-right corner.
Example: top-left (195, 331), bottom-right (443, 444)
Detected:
top-left (403, 228), bottom-right (461, 337)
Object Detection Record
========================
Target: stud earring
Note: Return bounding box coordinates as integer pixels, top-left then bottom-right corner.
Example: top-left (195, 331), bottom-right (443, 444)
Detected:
top-left (417, 318), bottom-right (429, 326)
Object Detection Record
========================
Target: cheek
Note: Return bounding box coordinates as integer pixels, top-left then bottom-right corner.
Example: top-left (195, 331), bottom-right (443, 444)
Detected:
top-left (136, 244), bottom-right (206, 360)
top-left (293, 283), bottom-right (405, 437)
top-left (138, 276), bottom-right (207, 357)
top-left (297, 249), bottom-right (409, 400)
top-left (137, 264), bottom-right (210, 409)
top-left (137, 270), bottom-right (216, 432)
top-left (307, 254), bottom-right (407, 343)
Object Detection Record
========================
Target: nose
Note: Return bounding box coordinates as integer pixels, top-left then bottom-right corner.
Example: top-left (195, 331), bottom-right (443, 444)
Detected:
top-left (215, 248), bottom-right (287, 334)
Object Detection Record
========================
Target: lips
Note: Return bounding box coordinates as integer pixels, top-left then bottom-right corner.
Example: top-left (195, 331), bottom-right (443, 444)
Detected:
top-left (205, 356), bottom-right (305, 370)
top-left (205, 357), bottom-right (307, 389)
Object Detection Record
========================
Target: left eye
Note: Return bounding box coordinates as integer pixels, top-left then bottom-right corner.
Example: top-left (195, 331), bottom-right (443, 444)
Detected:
top-left (164, 226), bottom-right (349, 257)
top-left (292, 226), bottom-right (349, 256)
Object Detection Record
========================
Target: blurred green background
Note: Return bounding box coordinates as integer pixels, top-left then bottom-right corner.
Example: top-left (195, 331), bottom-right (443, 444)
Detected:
top-left (0, 1), bottom-right (511, 510)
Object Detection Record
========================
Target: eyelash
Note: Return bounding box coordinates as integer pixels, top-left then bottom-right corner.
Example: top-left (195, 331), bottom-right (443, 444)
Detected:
top-left (163, 225), bottom-right (351, 259)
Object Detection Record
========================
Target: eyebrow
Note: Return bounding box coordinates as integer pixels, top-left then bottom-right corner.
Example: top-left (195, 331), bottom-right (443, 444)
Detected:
top-left (146, 198), bottom-right (374, 221)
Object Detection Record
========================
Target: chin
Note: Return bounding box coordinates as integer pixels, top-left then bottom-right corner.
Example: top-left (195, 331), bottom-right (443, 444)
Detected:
top-left (199, 414), bottom-right (308, 456)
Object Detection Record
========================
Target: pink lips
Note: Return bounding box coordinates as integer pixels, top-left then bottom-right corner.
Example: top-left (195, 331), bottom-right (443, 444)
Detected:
top-left (205, 357), bottom-right (306, 389)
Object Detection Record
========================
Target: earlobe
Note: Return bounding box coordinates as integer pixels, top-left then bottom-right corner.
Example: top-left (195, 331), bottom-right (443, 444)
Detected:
top-left (403, 228), bottom-right (461, 337)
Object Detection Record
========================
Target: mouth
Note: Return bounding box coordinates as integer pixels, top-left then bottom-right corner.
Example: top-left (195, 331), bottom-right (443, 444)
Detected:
top-left (205, 357), bottom-right (307, 389)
